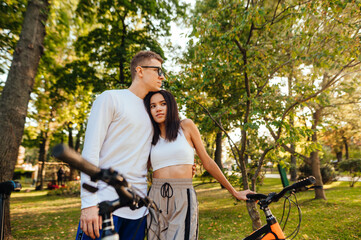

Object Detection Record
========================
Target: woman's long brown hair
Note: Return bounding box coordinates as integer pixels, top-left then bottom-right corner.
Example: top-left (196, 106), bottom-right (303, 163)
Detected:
top-left (144, 90), bottom-right (180, 145)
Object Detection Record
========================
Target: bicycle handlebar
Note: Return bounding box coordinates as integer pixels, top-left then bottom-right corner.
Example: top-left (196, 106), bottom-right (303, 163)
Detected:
top-left (52, 144), bottom-right (135, 201)
top-left (52, 144), bottom-right (160, 239)
top-left (274, 176), bottom-right (316, 201)
top-left (247, 176), bottom-right (316, 202)
top-left (52, 144), bottom-right (101, 178)
top-left (0, 181), bottom-right (21, 195)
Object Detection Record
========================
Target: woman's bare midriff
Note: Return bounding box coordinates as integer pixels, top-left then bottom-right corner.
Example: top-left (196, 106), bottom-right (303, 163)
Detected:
top-left (153, 164), bottom-right (193, 179)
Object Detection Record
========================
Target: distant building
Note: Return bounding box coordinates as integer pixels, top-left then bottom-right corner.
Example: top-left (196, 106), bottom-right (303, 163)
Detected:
top-left (17, 145), bottom-right (25, 165)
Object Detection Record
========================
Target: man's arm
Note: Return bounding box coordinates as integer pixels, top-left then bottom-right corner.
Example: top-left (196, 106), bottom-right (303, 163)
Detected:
top-left (80, 91), bottom-right (115, 238)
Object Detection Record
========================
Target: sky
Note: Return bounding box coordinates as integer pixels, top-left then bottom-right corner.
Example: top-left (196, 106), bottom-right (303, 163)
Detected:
top-left (161, 0), bottom-right (195, 73)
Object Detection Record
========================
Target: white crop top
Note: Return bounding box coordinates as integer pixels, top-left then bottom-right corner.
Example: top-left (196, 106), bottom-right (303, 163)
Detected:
top-left (150, 128), bottom-right (194, 171)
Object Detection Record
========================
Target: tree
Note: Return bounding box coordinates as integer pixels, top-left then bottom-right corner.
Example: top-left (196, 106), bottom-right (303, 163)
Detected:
top-left (338, 159), bottom-right (361, 187)
top-left (0, 0), bottom-right (50, 238)
top-left (181, 0), bottom-right (361, 229)
top-left (73, 0), bottom-right (187, 89)
top-left (321, 82), bottom-right (361, 162)
top-left (25, 0), bottom-right (94, 190)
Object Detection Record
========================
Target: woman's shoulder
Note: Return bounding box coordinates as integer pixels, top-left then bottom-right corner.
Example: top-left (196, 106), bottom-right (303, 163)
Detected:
top-left (180, 119), bottom-right (198, 133)
top-left (181, 119), bottom-right (195, 128)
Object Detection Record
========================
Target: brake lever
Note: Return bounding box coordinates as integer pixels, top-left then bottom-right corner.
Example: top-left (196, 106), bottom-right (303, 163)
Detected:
top-left (82, 183), bottom-right (98, 193)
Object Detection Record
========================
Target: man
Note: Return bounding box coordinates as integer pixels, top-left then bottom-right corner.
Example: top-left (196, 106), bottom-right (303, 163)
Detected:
top-left (57, 166), bottom-right (64, 186)
top-left (76, 51), bottom-right (165, 240)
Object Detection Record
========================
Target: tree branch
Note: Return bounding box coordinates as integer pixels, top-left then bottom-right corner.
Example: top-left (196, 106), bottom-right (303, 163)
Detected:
top-left (252, 147), bottom-right (274, 190)
top-left (256, 59), bottom-right (292, 98)
top-left (281, 143), bottom-right (311, 165)
top-left (271, 0), bottom-right (282, 25)
top-left (193, 100), bottom-right (239, 154)
top-left (276, 59), bottom-right (357, 139)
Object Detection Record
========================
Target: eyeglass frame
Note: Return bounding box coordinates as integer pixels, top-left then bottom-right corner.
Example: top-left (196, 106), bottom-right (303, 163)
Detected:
top-left (139, 66), bottom-right (165, 77)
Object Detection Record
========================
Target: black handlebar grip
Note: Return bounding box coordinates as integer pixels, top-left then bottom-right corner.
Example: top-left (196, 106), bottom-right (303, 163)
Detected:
top-left (52, 144), bottom-right (101, 178)
top-left (273, 176), bottom-right (316, 202)
top-left (288, 176), bottom-right (316, 190)
top-left (0, 181), bottom-right (21, 195)
top-left (246, 193), bottom-right (268, 200)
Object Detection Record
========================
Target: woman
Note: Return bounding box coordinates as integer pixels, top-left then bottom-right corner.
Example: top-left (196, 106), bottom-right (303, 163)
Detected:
top-left (144, 90), bottom-right (254, 240)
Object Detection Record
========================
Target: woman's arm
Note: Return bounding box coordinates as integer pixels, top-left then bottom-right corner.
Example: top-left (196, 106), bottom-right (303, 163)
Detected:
top-left (182, 119), bottom-right (254, 200)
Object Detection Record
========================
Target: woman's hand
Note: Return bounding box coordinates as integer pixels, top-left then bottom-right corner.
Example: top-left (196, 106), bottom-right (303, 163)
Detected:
top-left (234, 189), bottom-right (256, 201)
top-left (192, 163), bottom-right (197, 177)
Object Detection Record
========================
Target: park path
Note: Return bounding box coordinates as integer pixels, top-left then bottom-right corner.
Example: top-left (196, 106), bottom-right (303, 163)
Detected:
top-left (265, 173), bottom-right (360, 182)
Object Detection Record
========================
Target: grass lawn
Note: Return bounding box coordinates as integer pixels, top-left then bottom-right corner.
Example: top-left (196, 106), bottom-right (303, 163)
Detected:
top-left (10, 190), bottom-right (80, 239)
top-left (10, 178), bottom-right (361, 239)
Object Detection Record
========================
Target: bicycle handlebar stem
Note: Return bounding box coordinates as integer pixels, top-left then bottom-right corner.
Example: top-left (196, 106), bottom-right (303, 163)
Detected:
top-left (100, 211), bottom-right (119, 240)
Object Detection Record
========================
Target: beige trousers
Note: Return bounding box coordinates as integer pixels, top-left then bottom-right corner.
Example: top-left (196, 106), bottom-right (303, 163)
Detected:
top-left (147, 178), bottom-right (198, 240)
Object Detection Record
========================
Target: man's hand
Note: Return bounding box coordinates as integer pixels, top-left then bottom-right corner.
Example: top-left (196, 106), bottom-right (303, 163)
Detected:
top-left (234, 189), bottom-right (256, 201)
top-left (80, 206), bottom-right (102, 239)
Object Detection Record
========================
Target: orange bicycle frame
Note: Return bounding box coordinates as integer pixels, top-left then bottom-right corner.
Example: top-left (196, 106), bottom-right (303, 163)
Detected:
top-left (243, 207), bottom-right (286, 240)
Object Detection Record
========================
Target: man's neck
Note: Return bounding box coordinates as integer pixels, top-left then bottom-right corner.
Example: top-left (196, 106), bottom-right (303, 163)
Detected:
top-left (128, 82), bottom-right (148, 99)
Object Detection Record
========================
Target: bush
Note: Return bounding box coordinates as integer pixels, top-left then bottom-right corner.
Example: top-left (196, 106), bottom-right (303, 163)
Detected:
top-left (338, 159), bottom-right (361, 187)
top-left (298, 163), bottom-right (337, 184)
top-left (199, 170), bottom-right (216, 183)
top-left (13, 169), bottom-right (33, 179)
top-left (47, 181), bottom-right (80, 196)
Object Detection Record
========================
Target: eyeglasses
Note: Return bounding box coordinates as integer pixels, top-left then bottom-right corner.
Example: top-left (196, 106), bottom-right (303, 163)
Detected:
top-left (140, 66), bottom-right (164, 77)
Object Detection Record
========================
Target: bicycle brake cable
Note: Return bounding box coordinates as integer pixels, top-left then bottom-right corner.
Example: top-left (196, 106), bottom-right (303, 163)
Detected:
top-left (282, 195), bottom-right (293, 231)
top-left (285, 194), bottom-right (302, 240)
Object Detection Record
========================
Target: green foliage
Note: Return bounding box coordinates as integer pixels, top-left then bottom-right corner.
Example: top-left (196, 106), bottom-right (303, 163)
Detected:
top-left (0, 0), bottom-right (27, 74)
top-left (74, 0), bottom-right (187, 88)
top-left (13, 169), bottom-right (33, 179)
top-left (178, 0), bottom-right (361, 199)
top-left (23, 0), bottom-right (91, 167)
top-left (338, 159), bottom-right (361, 187)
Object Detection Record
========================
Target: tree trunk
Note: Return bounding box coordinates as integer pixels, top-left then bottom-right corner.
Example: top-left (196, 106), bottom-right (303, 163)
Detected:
top-left (37, 131), bottom-right (50, 190)
top-left (245, 139), bottom-right (250, 165)
top-left (246, 201), bottom-right (262, 231)
top-left (343, 137), bottom-right (349, 160)
top-left (236, 43), bottom-right (261, 230)
top-left (119, 13), bottom-right (127, 86)
top-left (0, 1), bottom-right (49, 238)
top-left (214, 131), bottom-right (223, 169)
top-left (70, 126), bottom-right (83, 180)
top-left (67, 122), bottom-right (74, 148)
top-left (336, 151), bottom-right (342, 163)
top-left (69, 122), bottom-right (80, 181)
top-left (310, 151), bottom-right (326, 199)
top-left (74, 123), bottom-right (84, 152)
top-left (311, 108), bottom-right (326, 200)
top-left (214, 131), bottom-right (224, 188)
top-left (290, 146), bottom-right (297, 181)
top-left (288, 65), bottom-right (297, 181)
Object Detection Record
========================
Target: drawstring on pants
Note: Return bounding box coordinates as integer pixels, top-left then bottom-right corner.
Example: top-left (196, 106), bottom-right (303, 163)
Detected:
top-left (160, 182), bottom-right (173, 214)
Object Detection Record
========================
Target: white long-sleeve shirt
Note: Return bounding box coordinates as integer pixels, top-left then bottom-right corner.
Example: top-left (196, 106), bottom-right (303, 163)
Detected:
top-left (81, 89), bottom-right (153, 219)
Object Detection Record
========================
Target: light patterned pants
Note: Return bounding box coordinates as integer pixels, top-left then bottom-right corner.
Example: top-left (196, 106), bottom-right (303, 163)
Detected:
top-left (147, 178), bottom-right (198, 240)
